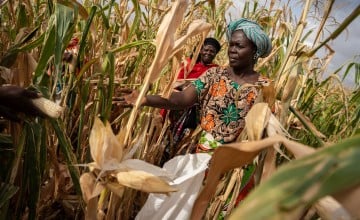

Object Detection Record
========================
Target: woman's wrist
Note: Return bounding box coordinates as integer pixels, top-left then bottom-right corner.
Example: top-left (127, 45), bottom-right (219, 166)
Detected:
top-left (141, 96), bottom-right (148, 106)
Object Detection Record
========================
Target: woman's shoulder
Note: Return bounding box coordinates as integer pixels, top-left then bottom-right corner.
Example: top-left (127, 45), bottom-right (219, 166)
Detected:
top-left (194, 67), bottom-right (226, 87)
top-left (201, 66), bottom-right (225, 76)
top-left (208, 66), bottom-right (227, 74)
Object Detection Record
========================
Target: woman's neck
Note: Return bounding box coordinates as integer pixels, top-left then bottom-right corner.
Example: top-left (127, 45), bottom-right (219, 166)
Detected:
top-left (227, 66), bottom-right (258, 84)
top-left (200, 60), bottom-right (211, 66)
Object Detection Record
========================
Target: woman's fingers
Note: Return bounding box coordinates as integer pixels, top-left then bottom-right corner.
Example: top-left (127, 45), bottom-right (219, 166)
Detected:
top-left (117, 88), bottom-right (134, 94)
top-left (113, 95), bottom-right (134, 105)
top-left (113, 100), bottom-right (133, 108)
top-left (113, 89), bottom-right (145, 107)
top-left (113, 97), bottom-right (125, 101)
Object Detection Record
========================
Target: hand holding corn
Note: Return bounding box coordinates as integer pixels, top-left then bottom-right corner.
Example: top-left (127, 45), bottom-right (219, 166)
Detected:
top-left (0, 85), bottom-right (63, 121)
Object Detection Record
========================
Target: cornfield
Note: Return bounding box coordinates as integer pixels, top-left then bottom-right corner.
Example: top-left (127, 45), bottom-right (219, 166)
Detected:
top-left (0, 0), bottom-right (359, 219)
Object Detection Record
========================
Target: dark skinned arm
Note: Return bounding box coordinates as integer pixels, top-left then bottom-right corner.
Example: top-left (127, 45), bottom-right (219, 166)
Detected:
top-left (117, 84), bottom-right (198, 110)
top-left (0, 85), bottom-right (46, 121)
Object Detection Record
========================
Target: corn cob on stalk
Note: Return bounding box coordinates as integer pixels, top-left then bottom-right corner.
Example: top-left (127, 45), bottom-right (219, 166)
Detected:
top-left (31, 97), bottom-right (64, 118)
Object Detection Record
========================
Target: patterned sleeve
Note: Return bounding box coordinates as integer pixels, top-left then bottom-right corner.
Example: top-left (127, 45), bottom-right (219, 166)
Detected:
top-left (191, 67), bottom-right (217, 102)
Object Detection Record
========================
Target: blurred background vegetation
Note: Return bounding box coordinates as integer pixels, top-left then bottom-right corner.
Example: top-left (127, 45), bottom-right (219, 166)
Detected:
top-left (0, 0), bottom-right (359, 219)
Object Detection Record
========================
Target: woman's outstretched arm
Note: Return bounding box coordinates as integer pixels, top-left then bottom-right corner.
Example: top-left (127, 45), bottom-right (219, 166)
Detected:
top-left (117, 84), bottom-right (198, 110)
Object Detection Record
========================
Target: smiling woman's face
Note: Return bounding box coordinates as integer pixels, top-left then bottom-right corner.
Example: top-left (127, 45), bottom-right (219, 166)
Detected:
top-left (227, 30), bottom-right (256, 70)
top-left (200, 44), bottom-right (218, 65)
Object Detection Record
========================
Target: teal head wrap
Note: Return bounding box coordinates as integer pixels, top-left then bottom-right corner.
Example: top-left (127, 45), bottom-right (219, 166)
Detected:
top-left (226, 18), bottom-right (272, 58)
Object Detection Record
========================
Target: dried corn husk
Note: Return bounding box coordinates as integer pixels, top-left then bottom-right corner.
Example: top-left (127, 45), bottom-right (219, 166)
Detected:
top-left (80, 116), bottom-right (178, 210)
top-left (115, 170), bottom-right (177, 193)
top-left (89, 117), bottom-right (123, 170)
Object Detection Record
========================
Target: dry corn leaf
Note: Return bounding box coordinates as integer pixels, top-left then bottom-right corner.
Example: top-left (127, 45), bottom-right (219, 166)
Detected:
top-left (79, 173), bottom-right (104, 204)
top-left (123, 0), bottom-right (188, 146)
top-left (245, 103), bottom-right (271, 141)
top-left (267, 114), bottom-right (292, 161)
top-left (89, 117), bottom-right (123, 170)
top-left (14, 52), bottom-right (36, 87)
top-left (80, 173), bottom-right (101, 220)
top-left (121, 159), bottom-right (171, 178)
top-left (138, 0), bottom-right (168, 11)
top-left (172, 20), bottom-right (213, 54)
top-left (148, 0), bottom-right (188, 83)
top-left (333, 185), bottom-right (360, 218)
top-left (103, 181), bottom-right (125, 197)
top-left (0, 66), bottom-right (13, 83)
top-left (262, 114), bottom-right (292, 181)
top-left (244, 103), bottom-right (274, 184)
top-left (245, 103), bottom-right (290, 182)
top-left (191, 135), bottom-right (314, 220)
top-left (191, 143), bottom-right (261, 220)
top-left (280, 64), bottom-right (299, 124)
top-left (171, 20), bottom-right (212, 77)
top-left (228, 135), bottom-right (360, 220)
top-left (291, 107), bottom-right (327, 139)
top-left (313, 196), bottom-right (352, 220)
top-left (138, 0), bottom-right (149, 6)
top-left (115, 170), bottom-right (177, 194)
top-left (87, 117), bottom-right (177, 195)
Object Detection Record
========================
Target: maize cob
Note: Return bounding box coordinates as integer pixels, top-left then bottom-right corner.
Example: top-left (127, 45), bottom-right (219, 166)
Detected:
top-left (31, 97), bottom-right (64, 118)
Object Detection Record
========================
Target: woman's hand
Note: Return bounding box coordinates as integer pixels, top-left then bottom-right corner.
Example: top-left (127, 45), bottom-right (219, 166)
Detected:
top-left (0, 85), bottom-right (47, 121)
top-left (113, 88), bottom-right (146, 107)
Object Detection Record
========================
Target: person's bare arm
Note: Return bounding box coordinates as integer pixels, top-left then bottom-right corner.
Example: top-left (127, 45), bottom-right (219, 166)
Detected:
top-left (145, 85), bottom-right (198, 110)
top-left (0, 85), bottom-right (46, 121)
top-left (117, 84), bottom-right (198, 110)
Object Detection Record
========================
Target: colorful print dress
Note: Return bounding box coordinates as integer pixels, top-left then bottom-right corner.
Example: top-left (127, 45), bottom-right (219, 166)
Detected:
top-left (192, 66), bottom-right (271, 152)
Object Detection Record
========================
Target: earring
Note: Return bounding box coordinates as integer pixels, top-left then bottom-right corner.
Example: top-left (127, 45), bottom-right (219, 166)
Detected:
top-left (253, 54), bottom-right (259, 60)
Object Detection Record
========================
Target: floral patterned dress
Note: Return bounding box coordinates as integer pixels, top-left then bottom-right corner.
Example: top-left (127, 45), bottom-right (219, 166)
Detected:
top-left (192, 66), bottom-right (271, 152)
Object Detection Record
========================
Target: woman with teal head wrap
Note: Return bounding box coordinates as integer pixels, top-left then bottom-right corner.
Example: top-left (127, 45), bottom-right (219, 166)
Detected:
top-left (226, 18), bottom-right (272, 59)
top-left (119, 18), bottom-right (273, 155)
top-left (120, 18), bottom-right (274, 220)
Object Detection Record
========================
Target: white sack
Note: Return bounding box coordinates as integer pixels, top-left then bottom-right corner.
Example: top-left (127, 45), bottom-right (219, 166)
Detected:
top-left (136, 153), bottom-right (211, 220)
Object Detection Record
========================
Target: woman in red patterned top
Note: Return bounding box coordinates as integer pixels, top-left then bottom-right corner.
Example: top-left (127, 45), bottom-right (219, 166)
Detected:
top-left (160, 38), bottom-right (221, 156)
top-left (177, 37), bottom-right (221, 80)
top-left (161, 37), bottom-right (221, 114)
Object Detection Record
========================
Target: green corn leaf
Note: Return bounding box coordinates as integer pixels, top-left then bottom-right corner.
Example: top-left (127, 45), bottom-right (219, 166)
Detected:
top-left (109, 40), bottom-right (153, 54)
top-left (103, 52), bottom-right (115, 121)
top-left (0, 182), bottom-right (18, 209)
top-left (77, 5), bottom-right (97, 67)
top-left (77, 79), bottom-right (90, 157)
top-left (230, 135), bottom-right (360, 220)
top-left (33, 16), bottom-right (56, 84)
top-left (128, 0), bottom-right (141, 41)
top-left (16, 4), bottom-right (28, 29)
top-left (54, 3), bottom-right (76, 79)
top-left (50, 119), bottom-right (82, 196)
top-left (24, 122), bottom-right (41, 220)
